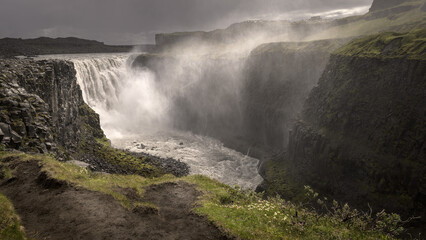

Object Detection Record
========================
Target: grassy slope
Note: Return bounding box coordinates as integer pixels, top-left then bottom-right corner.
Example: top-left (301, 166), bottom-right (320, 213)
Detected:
top-left (334, 29), bottom-right (426, 60)
top-left (0, 152), bottom-right (396, 240)
top-left (0, 194), bottom-right (27, 240)
top-left (307, 0), bottom-right (426, 41)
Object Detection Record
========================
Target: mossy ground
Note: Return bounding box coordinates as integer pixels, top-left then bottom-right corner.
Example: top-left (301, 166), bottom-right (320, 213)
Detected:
top-left (334, 29), bottom-right (426, 60)
top-left (187, 175), bottom-right (395, 240)
top-left (257, 158), bottom-right (305, 202)
top-left (80, 136), bottom-right (162, 177)
top-left (0, 151), bottom-right (398, 240)
top-left (0, 193), bottom-right (27, 240)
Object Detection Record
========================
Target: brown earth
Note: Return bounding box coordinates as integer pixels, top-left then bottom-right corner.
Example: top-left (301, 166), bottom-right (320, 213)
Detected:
top-left (0, 158), bottom-right (231, 240)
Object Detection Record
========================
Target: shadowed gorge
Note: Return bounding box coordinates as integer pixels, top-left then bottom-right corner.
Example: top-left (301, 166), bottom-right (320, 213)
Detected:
top-left (0, 0), bottom-right (426, 239)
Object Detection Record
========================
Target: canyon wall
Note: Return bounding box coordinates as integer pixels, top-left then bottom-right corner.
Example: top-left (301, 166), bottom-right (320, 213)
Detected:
top-left (0, 59), bottom-right (104, 156)
top-left (241, 39), bottom-right (347, 155)
top-left (267, 30), bottom-right (426, 218)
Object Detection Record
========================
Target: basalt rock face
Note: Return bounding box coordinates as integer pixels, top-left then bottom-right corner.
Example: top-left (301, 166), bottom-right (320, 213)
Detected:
top-left (285, 31), bottom-right (426, 218)
top-left (15, 60), bottom-right (85, 151)
top-left (0, 59), bottom-right (104, 154)
top-left (241, 39), bottom-right (347, 155)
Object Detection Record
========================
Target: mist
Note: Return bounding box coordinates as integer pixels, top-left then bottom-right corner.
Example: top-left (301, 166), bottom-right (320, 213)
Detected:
top-left (32, 0), bottom-right (377, 187)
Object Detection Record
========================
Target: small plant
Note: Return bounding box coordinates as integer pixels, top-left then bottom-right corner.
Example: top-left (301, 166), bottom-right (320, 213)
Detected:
top-left (301, 185), bottom-right (419, 238)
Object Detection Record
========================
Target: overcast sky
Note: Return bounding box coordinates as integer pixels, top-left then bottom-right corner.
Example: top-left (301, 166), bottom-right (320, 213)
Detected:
top-left (0, 0), bottom-right (373, 45)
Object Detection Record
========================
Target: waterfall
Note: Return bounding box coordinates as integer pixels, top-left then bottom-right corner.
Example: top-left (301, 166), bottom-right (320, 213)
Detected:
top-left (41, 53), bottom-right (263, 190)
top-left (73, 56), bottom-right (126, 110)
top-left (71, 54), bottom-right (170, 138)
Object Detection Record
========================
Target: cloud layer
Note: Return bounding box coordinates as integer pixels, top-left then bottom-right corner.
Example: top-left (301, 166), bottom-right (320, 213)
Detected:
top-left (0, 0), bottom-right (373, 44)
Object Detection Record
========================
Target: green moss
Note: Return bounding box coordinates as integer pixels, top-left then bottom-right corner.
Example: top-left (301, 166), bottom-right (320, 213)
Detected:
top-left (78, 103), bottom-right (104, 139)
top-left (334, 29), bottom-right (426, 60)
top-left (0, 193), bottom-right (27, 240)
top-left (259, 158), bottom-right (303, 201)
top-left (251, 39), bottom-right (348, 56)
top-left (184, 175), bottom-right (395, 240)
top-left (78, 136), bottom-right (161, 177)
top-left (0, 165), bottom-right (13, 180)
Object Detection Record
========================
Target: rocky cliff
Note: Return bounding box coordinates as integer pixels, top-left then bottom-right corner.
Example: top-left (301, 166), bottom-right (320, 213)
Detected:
top-left (241, 39), bottom-right (348, 155)
top-left (277, 30), bottom-right (425, 219)
top-left (0, 58), bottom-right (104, 155)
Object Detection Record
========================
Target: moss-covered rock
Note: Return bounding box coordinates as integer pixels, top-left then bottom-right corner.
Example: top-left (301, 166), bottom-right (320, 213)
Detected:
top-left (335, 29), bottom-right (426, 60)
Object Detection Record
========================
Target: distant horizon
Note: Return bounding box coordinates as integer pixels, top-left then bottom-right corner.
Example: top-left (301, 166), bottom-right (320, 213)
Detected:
top-left (0, 36), bottom-right (155, 46)
top-left (0, 0), bottom-right (372, 45)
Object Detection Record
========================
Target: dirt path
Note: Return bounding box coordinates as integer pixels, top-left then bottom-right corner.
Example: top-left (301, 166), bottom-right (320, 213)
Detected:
top-left (0, 159), bottom-right (231, 240)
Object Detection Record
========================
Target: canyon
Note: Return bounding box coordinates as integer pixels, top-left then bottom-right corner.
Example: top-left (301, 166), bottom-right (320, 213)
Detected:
top-left (0, 0), bottom-right (425, 239)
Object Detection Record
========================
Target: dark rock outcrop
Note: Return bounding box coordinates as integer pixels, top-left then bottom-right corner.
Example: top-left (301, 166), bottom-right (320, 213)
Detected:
top-left (0, 60), bottom-right (55, 152)
top-left (15, 60), bottom-right (84, 150)
top-left (241, 39), bottom-right (348, 156)
top-left (281, 31), bottom-right (426, 219)
top-left (0, 59), bottom-right (104, 155)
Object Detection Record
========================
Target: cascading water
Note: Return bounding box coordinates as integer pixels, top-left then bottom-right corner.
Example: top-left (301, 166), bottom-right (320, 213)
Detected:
top-left (39, 53), bottom-right (263, 189)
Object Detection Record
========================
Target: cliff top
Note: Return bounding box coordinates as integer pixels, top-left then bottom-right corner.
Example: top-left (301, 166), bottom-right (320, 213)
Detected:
top-left (334, 29), bottom-right (426, 60)
top-left (250, 38), bottom-right (349, 56)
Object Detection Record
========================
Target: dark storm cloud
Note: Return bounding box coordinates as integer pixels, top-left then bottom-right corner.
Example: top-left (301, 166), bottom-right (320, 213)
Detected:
top-left (0, 0), bottom-right (373, 44)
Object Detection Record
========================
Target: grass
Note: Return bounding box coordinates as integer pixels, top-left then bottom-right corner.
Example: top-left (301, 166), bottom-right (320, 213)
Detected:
top-left (185, 176), bottom-right (395, 240)
top-left (0, 194), bottom-right (27, 240)
top-left (0, 152), bottom-right (400, 240)
top-left (334, 29), bottom-right (426, 60)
